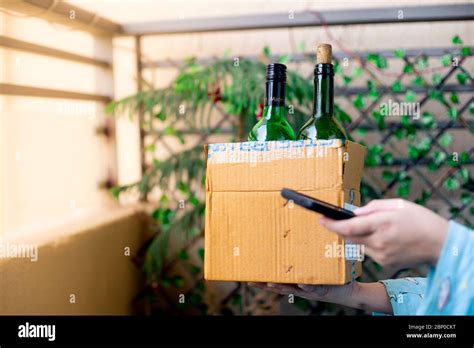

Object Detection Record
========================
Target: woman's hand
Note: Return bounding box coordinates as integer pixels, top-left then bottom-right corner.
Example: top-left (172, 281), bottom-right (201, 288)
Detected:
top-left (249, 282), bottom-right (355, 302)
top-left (320, 199), bottom-right (449, 268)
top-left (249, 281), bottom-right (393, 314)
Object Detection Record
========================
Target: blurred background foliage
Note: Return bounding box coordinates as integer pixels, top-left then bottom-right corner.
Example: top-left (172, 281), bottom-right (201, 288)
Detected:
top-left (107, 35), bottom-right (473, 315)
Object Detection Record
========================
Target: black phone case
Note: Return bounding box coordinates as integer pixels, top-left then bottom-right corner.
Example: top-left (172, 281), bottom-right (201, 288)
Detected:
top-left (281, 188), bottom-right (355, 220)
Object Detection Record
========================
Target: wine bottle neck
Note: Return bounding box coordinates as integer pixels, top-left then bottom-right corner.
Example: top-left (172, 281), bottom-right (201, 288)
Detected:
top-left (265, 80), bottom-right (285, 106)
top-left (313, 65), bottom-right (334, 119)
top-left (263, 79), bottom-right (286, 120)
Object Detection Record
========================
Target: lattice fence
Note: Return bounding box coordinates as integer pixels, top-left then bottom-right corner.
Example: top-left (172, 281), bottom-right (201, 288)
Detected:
top-left (111, 42), bottom-right (473, 315)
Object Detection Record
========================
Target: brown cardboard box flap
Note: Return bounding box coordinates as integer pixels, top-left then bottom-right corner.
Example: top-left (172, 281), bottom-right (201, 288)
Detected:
top-left (205, 140), bottom-right (364, 192)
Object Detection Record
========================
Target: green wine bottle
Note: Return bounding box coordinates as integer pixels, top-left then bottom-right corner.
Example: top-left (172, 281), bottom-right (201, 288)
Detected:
top-left (298, 44), bottom-right (347, 142)
top-left (248, 63), bottom-right (296, 141)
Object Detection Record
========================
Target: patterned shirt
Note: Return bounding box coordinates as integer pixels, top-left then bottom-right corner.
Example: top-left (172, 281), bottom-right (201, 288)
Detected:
top-left (377, 221), bottom-right (473, 315)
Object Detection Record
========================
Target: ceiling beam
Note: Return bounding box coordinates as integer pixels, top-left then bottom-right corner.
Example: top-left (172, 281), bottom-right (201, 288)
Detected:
top-left (0, 36), bottom-right (111, 68)
top-left (122, 4), bottom-right (474, 36)
top-left (0, 83), bottom-right (112, 103)
top-left (2, 0), bottom-right (123, 36)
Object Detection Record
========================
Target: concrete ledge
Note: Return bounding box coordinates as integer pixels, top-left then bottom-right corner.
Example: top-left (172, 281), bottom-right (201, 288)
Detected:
top-left (0, 205), bottom-right (147, 315)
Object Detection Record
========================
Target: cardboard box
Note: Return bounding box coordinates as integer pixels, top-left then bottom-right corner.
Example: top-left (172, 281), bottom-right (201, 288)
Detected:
top-left (204, 139), bottom-right (366, 285)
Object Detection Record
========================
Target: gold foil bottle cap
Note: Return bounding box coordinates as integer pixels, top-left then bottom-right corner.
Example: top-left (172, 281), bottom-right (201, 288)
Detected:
top-left (316, 43), bottom-right (332, 64)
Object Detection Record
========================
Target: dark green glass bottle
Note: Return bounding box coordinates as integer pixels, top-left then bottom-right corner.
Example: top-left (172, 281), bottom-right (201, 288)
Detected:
top-left (248, 63), bottom-right (296, 141)
top-left (298, 44), bottom-right (347, 142)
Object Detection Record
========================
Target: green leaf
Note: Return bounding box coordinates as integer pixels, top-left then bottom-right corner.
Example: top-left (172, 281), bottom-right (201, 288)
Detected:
top-left (383, 152), bottom-right (394, 165)
top-left (105, 101), bottom-right (117, 114)
top-left (452, 35), bottom-right (463, 45)
top-left (197, 248), bottom-right (205, 261)
top-left (353, 94), bottom-right (366, 110)
top-left (444, 177), bottom-right (460, 191)
top-left (110, 186), bottom-right (125, 199)
top-left (155, 111), bottom-right (167, 121)
top-left (367, 53), bottom-right (388, 69)
top-left (343, 75), bottom-right (353, 85)
top-left (178, 249), bottom-right (189, 260)
top-left (394, 128), bottom-right (404, 140)
top-left (470, 102), bottom-right (474, 114)
top-left (145, 143), bottom-right (156, 153)
top-left (171, 275), bottom-right (185, 288)
top-left (367, 81), bottom-right (380, 100)
top-left (188, 293), bottom-right (202, 305)
top-left (461, 192), bottom-right (472, 205)
top-left (405, 90), bottom-right (416, 102)
top-left (441, 54), bottom-right (452, 67)
top-left (263, 46), bottom-right (271, 57)
top-left (397, 176), bottom-right (412, 197)
top-left (432, 74), bottom-right (442, 85)
top-left (461, 47), bottom-right (472, 56)
top-left (334, 61), bottom-right (343, 75)
top-left (450, 92), bottom-right (459, 104)
top-left (352, 66), bottom-right (364, 78)
top-left (382, 170), bottom-right (395, 182)
top-left (403, 64), bottom-right (414, 74)
top-left (397, 185), bottom-right (410, 197)
top-left (357, 127), bottom-right (368, 136)
top-left (439, 133), bottom-right (453, 147)
top-left (190, 265), bottom-right (201, 275)
top-left (178, 181), bottom-right (190, 194)
top-left (159, 194), bottom-right (169, 204)
top-left (231, 294), bottom-right (242, 306)
top-left (417, 137), bottom-right (431, 152)
top-left (460, 151), bottom-right (470, 164)
top-left (429, 89), bottom-right (444, 102)
top-left (293, 297), bottom-right (312, 312)
top-left (365, 144), bottom-right (384, 167)
top-left (415, 190), bottom-right (431, 206)
top-left (164, 125), bottom-right (175, 135)
top-left (279, 55), bottom-right (290, 64)
top-left (408, 145), bottom-right (420, 160)
top-left (411, 76), bottom-right (424, 87)
top-left (448, 107), bottom-right (458, 120)
top-left (372, 110), bottom-right (386, 129)
top-left (459, 168), bottom-right (470, 183)
top-left (394, 48), bottom-right (406, 58)
top-left (433, 151), bottom-right (447, 166)
top-left (195, 281), bottom-right (206, 292)
top-left (189, 196), bottom-right (200, 206)
top-left (392, 80), bottom-right (403, 93)
top-left (457, 72), bottom-right (468, 85)
top-left (401, 115), bottom-right (411, 127)
top-left (421, 111), bottom-right (436, 129)
top-left (152, 208), bottom-right (176, 225)
top-left (417, 56), bottom-right (429, 69)
top-left (449, 207), bottom-right (460, 216)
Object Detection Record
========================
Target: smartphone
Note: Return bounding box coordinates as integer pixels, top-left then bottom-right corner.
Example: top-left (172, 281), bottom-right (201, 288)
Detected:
top-left (281, 188), bottom-right (355, 220)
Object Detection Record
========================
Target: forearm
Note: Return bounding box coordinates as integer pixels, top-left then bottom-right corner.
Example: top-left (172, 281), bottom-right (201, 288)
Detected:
top-left (325, 282), bottom-right (393, 314)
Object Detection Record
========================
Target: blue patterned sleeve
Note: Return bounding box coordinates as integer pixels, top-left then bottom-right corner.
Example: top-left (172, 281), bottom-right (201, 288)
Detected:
top-left (416, 221), bottom-right (474, 315)
top-left (374, 220), bottom-right (474, 316)
top-left (377, 277), bottom-right (427, 315)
